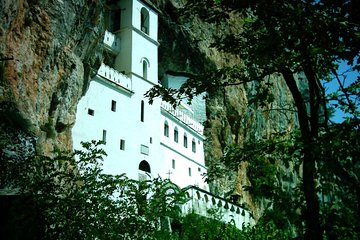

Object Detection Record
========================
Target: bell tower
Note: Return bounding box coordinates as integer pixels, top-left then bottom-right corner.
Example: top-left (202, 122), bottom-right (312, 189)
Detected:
top-left (108, 0), bottom-right (159, 85)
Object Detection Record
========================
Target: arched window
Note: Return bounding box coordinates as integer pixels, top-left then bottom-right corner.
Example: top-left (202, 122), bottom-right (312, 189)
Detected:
top-left (196, 191), bottom-right (201, 199)
top-left (192, 138), bottom-right (196, 153)
top-left (139, 160), bottom-right (151, 173)
top-left (164, 121), bottom-right (169, 137)
top-left (141, 58), bottom-right (149, 79)
top-left (183, 133), bottom-right (188, 148)
top-left (140, 8), bottom-right (149, 34)
top-left (174, 127), bottom-right (178, 143)
top-left (140, 100), bottom-right (144, 122)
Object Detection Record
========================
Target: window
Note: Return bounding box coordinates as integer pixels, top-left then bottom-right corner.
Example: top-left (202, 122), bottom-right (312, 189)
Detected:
top-left (196, 191), bottom-right (201, 199)
top-left (139, 160), bottom-right (151, 173)
top-left (141, 58), bottom-right (150, 80)
top-left (140, 100), bottom-right (144, 122)
top-left (120, 139), bottom-right (125, 150)
top-left (102, 130), bottom-right (107, 143)
top-left (174, 127), bottom-right (178, 143)
top-left (192, 138), bottom-right (196, 153)
top-left (183, 133), bottom-right (188, 148)
top-left (140, 8), bottom-right (149, 34)
top-left (164, 121), bottom-right (169, 137)
top-left (188, 167), bottom-right (192, 177)
top-left (150, 137), bottom-right (152, 144)
top-left (88, 109), bottom-right (94, 116)
top-left (109, 9), bottom-right (121, 32)
top-left (111, 100), bottom-right (116, 112)
top-left (172, 159), bottom-right (175, 169)
top-left (143, 60), bottom-right (148, 79)
top-left (140, 145), bottom-right (149, 155)
top-left (198, 167), bottom-right (201, 172)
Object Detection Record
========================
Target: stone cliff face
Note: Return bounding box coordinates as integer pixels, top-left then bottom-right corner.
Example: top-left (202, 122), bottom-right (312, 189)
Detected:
top-left (0, 0), bottom-right (104, 159)
top-left (153, 0), bottom-right (299, 219)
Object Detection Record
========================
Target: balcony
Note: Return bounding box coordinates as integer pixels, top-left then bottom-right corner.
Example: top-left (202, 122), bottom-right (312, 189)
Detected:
top-left (103, 30), bottom-right (121, 54)
top-left (97, 63), bottom-right (132, 91)
top-left (161, 101), bottom-right (204, 134)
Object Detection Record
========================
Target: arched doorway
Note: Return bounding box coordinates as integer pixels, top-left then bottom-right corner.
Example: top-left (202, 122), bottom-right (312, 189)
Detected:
top-left (138, 160), bottom-right (151, 181)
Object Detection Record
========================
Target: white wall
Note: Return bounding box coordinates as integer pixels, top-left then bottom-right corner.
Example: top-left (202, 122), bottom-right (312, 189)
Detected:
top-left (72, 76), bottom-right (162, 180)
top-left (131, 31), bottom-right (158, 83)
top-left (159, 112), bottom-right (208, 190)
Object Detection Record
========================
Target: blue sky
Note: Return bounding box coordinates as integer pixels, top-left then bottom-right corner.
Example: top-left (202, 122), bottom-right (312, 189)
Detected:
top-left (323, 61), bottom-right (359, 123)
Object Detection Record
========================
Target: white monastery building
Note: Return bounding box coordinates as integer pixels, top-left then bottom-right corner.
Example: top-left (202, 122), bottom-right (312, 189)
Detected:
top-left (72, 0), bottom-right (253, 229)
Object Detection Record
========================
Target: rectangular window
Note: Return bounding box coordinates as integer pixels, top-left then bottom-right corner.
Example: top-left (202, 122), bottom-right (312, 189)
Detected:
top-left (198, 167), bottom-right (201, 172)
top-left (120, 139), bottom-right (125, 150)
top-left (111, 100), bottom-right (116, 112)
top-left (183, 135), bottom-right (188, 148)
top-left (88, 109), bottom-right (94, 116)
top-left (140, 101), bottom-right (144, 122)
top-left (192, 140), bottom-right (196, 153)
top-left (102, 130), bottom-right (107, 143)
top-left (188, 167), bottom-right (192, 177)
top-left (140, 144), bottom-right (149, 155)
top-left (150, 137), bottom-right (152, 144)
top-left (172, 159), bottom-right (175, 169)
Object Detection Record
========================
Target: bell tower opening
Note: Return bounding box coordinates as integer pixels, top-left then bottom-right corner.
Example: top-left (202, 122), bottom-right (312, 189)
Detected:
top-left (107, 8), bottom-right (121, 32)
top-left (140, 7), bottom-right (149, 34)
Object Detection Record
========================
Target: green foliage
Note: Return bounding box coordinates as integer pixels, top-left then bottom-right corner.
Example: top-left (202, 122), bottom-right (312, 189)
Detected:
top-left (157, 213), bottom-right (242, 240)
top-left (159, 213), bottom-right (292, 240)
top-left (315, 122), bottom-right (360, 239)
top-left (150, 1), bottom-right (359, 239)
top-left (4, 140), bottom-right (185, 239)
top-left (2, 140), bottom-right (303, 239)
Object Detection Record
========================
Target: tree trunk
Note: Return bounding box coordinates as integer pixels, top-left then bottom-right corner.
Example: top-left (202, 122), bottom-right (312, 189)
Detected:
top-left (282, 69), bottom-right (322, 239)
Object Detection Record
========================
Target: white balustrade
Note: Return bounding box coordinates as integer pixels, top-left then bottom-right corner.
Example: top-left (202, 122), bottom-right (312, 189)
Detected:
top-left (97, 63), bottom-right (132, 91)
top-left (161, 101), bottom-right (204, 134)
top-left (103, 30), bottom-right (121, 53)
top-left (181, 186), bottom-right (254, 230)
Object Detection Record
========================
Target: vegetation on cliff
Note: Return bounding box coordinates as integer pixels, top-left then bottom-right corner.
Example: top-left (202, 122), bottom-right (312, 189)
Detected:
top-left (148, 0), bottom-right (360, 239)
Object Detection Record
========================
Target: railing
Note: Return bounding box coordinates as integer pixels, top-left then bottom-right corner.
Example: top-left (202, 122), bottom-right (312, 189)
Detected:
top-left (182, 186), bottom-right (254, 230)
top-left (161, 101), bottom-right (204, 134)
top-left (97, 63), bottom-right (132, 91)
top-left (103, 30), bottom-right (121, 53)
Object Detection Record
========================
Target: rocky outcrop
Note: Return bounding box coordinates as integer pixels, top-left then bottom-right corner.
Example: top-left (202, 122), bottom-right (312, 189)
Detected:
top-left (0, 0), bottom-right (104, 157)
